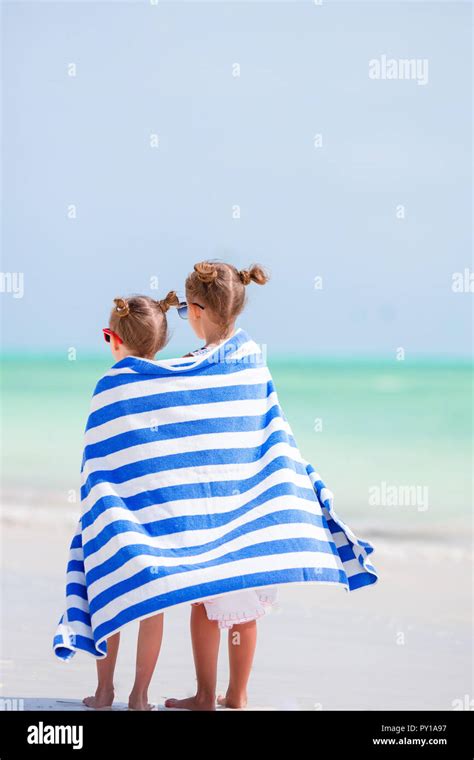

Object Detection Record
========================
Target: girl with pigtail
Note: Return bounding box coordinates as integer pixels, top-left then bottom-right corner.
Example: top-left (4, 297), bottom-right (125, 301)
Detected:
top-left (82, 290), bottom-right (179, 711)
top-left (166, 262), bottom-right (275, 710)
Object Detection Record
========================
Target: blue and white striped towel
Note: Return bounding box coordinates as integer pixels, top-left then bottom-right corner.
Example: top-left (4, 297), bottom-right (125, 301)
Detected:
top-left (54, 328), bottom-right (378, 660)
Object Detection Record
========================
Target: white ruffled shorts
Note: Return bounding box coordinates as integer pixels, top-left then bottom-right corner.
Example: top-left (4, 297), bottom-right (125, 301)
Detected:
top-left (200, 587), bottom-right (278, 629)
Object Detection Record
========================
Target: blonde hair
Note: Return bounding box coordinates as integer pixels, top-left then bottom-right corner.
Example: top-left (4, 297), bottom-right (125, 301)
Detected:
top-left (109, 292), bottom-right (179, 358)
top-left (185, 261), bottom-right (269, 335)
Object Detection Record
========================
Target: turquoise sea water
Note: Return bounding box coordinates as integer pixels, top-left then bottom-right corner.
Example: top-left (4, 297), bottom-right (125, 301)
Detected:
top-left (1, 356), bottom-right (472, 534)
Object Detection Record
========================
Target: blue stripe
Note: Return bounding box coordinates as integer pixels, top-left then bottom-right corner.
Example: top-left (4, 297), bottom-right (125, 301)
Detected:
top-left (338, 543), bottom-right (357, 562)
top-left (63, 606), bottom-right (91, 626)
top-left (348, 571), bottom-right (378, 591)
top-left (66, 582), bottom-right (88, 600)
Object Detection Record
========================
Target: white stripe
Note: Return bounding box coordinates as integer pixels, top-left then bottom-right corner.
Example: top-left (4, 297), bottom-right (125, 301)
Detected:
top-left (331, 529), bottom-right (352, 550)
top-left (344, 557), bottom-right (369, 578)
top-left (68, 547), bottom-right (84, 562)
top-left (57, 620), bottom-right (93, 641)
top-left (66, 571), bottom-right (88, 585)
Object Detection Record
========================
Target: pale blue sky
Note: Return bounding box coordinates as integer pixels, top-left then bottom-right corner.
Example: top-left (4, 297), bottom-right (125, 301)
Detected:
top-left (2, 1), bottom-right (472, 357)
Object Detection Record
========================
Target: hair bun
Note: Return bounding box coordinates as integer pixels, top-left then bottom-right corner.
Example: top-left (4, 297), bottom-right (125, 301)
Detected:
top-left (240, 265), bottom-right (269, 286)
top-left (113, 297), bottom-right (130, 317)
top-left (156, 290), bottom-right (180, 313)
top-left (194, 261), bottom-right (218, 284)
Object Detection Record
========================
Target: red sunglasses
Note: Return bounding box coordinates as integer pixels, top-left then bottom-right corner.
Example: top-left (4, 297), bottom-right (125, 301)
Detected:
top-left (103, 328), bottom-right (123, 345)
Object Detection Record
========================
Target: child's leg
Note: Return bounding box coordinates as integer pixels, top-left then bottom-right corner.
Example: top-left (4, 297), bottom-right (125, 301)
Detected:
top-left (83, 632), bottom-right (120, 709)
top-left (165, 603), bottom-right (220, 710)
top-left (217, 619), bottom-right (257, 709)
top-left (128, 613), bottom-right (164, 710)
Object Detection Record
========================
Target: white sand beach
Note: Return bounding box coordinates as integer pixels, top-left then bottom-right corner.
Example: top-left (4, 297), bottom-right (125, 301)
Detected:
top-left (1, 510), bottom-right (472, 712)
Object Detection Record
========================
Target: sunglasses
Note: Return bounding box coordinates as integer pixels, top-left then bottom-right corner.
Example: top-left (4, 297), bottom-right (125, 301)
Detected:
top-left (177, 301), bottom-right (205, 320)
top-left (103, 328), bottom-right (123, 345)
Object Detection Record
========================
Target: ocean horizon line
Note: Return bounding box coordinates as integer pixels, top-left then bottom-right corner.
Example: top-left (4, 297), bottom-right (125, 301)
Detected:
top-left (0, 350), bottom-right (472, 367)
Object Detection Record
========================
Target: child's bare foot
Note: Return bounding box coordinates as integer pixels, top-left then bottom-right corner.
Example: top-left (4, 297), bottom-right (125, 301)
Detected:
top-left (217, 691), bottom-right (247, 709)
top-left (164, 694), bottom-right (216, 711)
top-left (128, 690), bottom-right (154, 711)
top-left (82, 687), bottom-right (114, 709)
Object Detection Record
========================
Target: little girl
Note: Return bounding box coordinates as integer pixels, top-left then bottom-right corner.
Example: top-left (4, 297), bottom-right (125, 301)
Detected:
top-left (82, 290), bottom-right (178, 711)
top-left (165, 261), bottom-right (274, 711)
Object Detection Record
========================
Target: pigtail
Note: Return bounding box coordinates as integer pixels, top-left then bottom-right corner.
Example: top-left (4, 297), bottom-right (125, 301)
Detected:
top-left (156, 290), bottom-right (180, 313)
top-left (239, 265), bottom-right (269, 286)
top-left (113, 297), bottom-right (130, 317)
